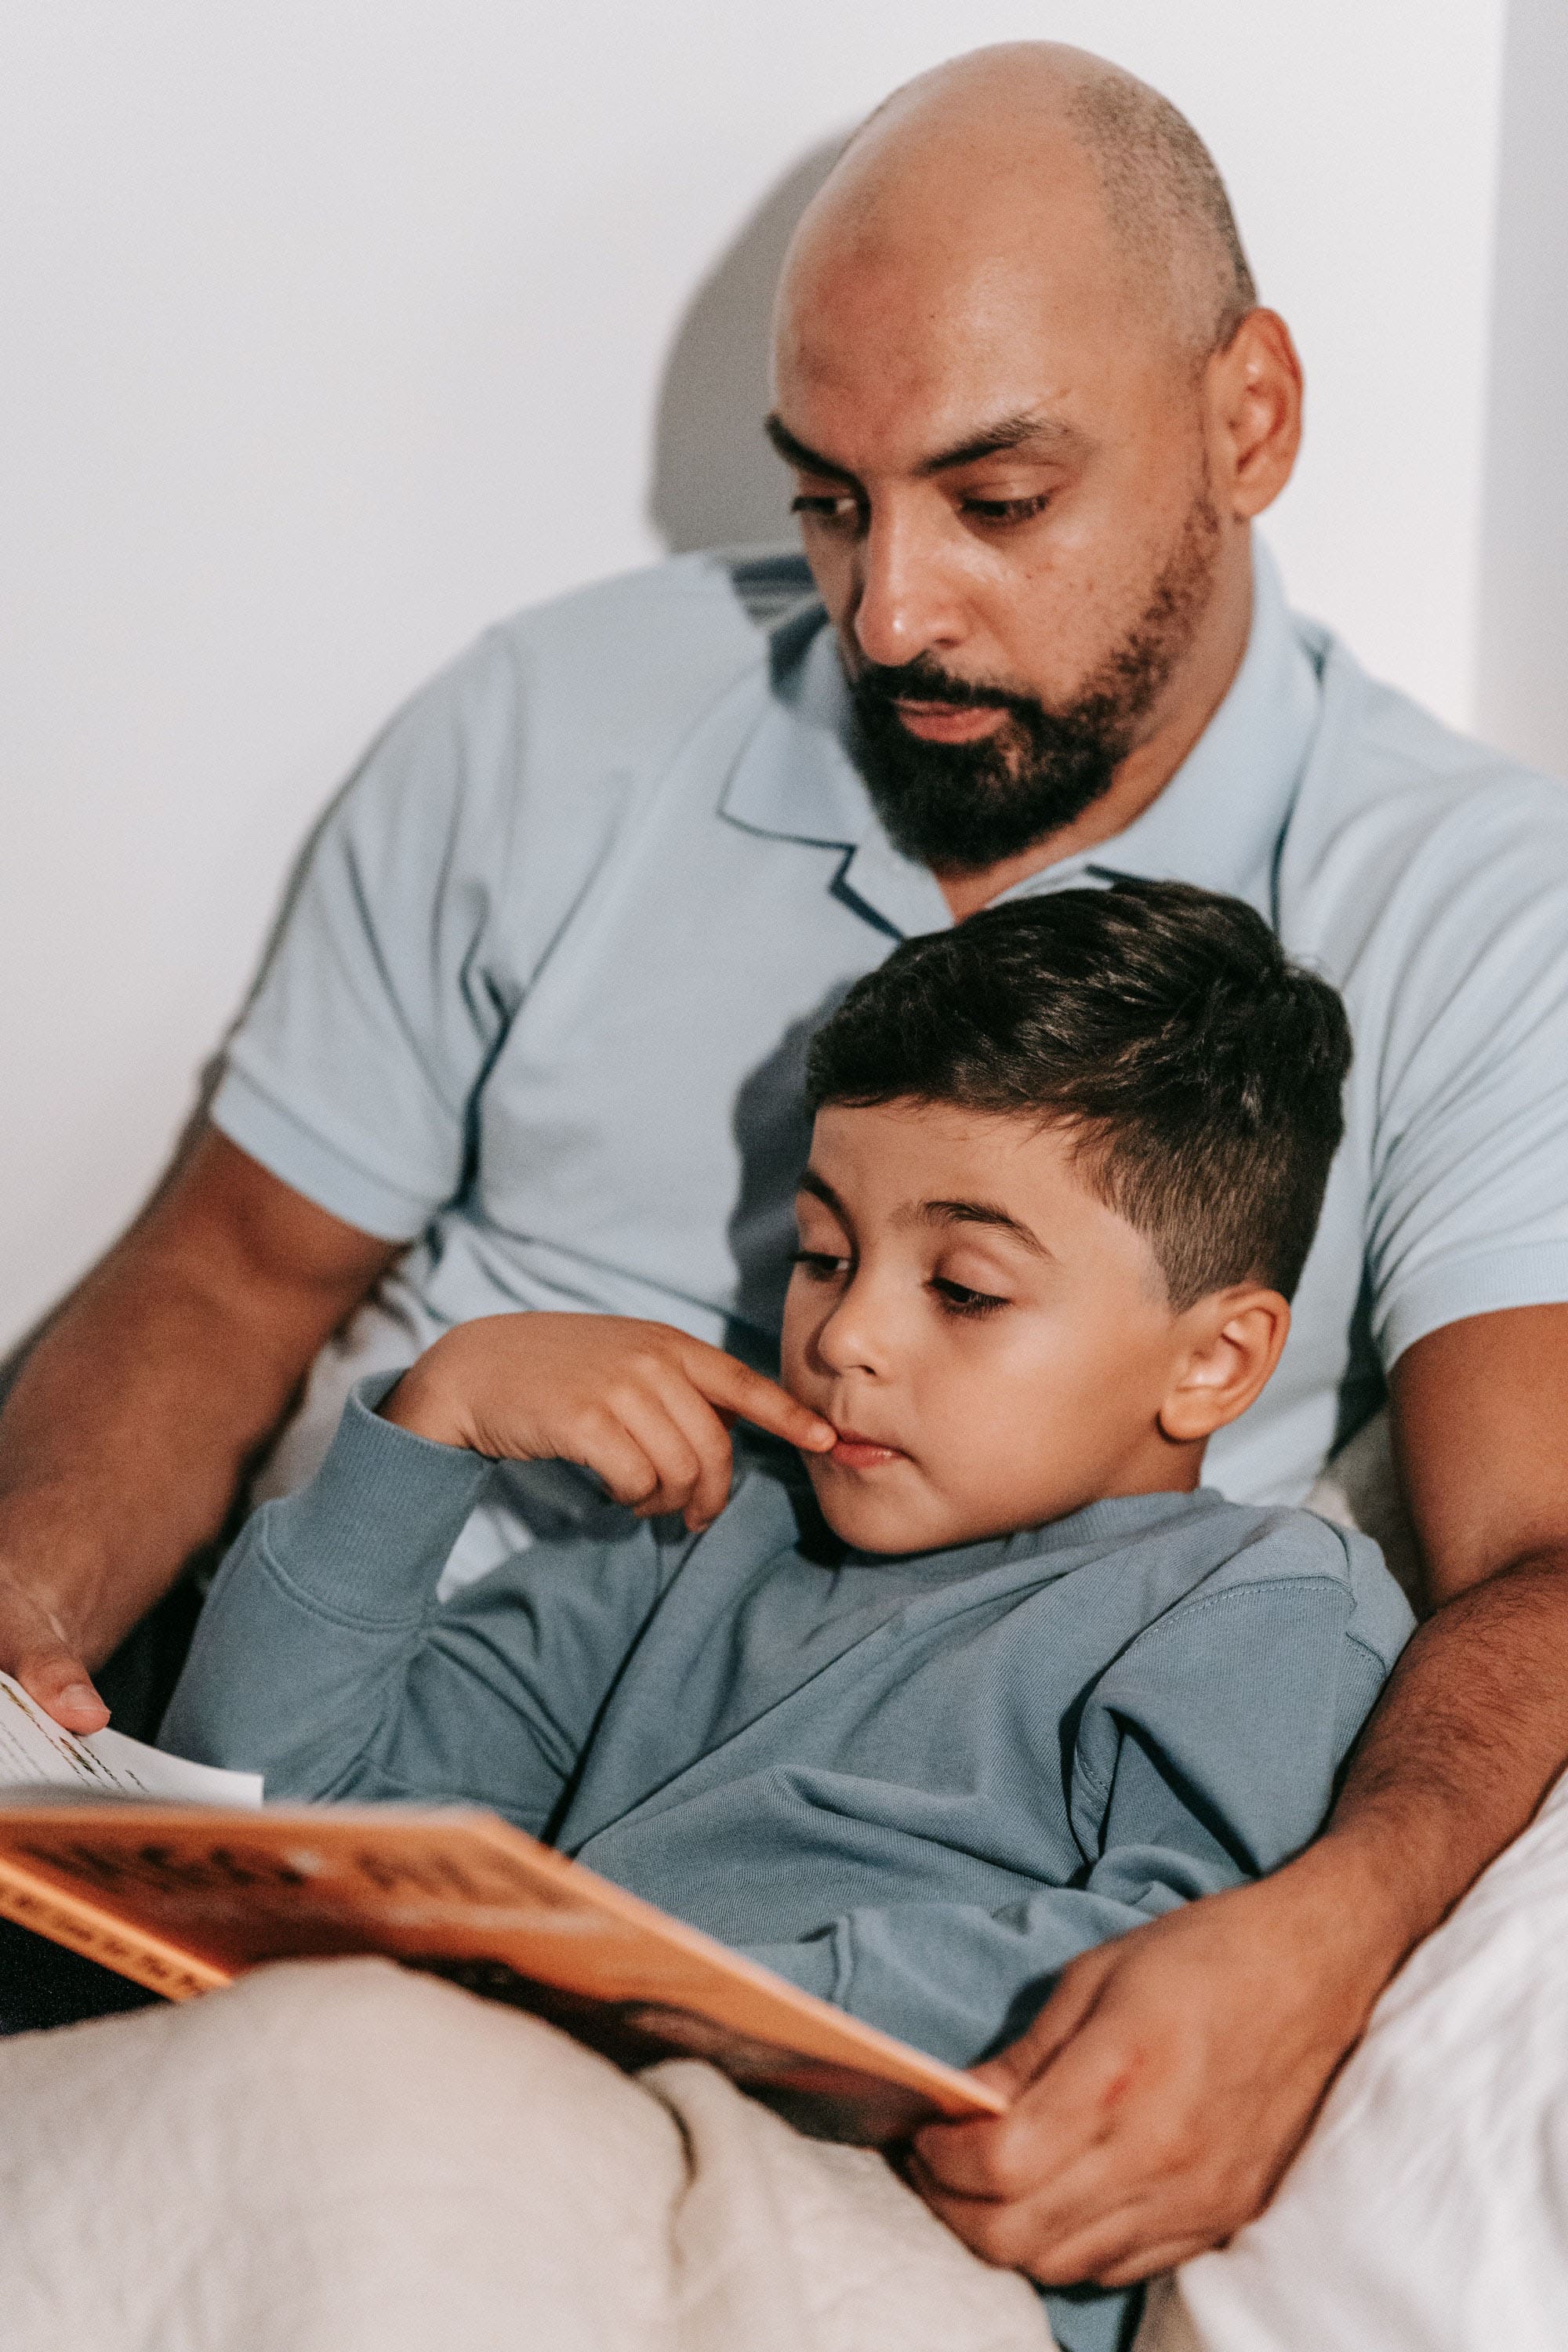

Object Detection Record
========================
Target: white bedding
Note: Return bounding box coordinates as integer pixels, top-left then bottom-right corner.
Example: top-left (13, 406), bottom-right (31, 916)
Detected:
top-left (1140, 1764), bottom-right (1568, 2350)
top-left (0, 1958), bottom-right (1053, 2352)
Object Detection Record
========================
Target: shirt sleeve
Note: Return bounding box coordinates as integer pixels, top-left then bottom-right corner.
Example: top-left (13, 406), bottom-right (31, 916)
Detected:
top-left (158, 1379), bottom-right (686, 1834)
top-left (1363, 781), bottom-right (1568, 1366)
top-left (737, 1573), bottom-right (1394, 2069)
top-left (209, 630), bottom-right (528, 1240)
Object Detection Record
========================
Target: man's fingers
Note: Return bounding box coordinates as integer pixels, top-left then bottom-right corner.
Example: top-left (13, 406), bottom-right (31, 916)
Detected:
top-left (908, 2114), bottom-right (1014, 2200)
top-left (23, 1661), bottom-right (111, 1735)
top-left (2, 1613), bottom-right (110, 1734)
top-left (910, 2131), bottom-right (1198, 2285)
top-left (971, 1944), bottom-right (1120, 2096)
top-left (917, 2173), bottom-right (1201, 2286)
top-left (1092, 2233), bottom-right (1220, 2286)
top-left (915, 2024), bottom-right (1126, 2201)
top-left (910, 2015), bottom-right (1206, 2278)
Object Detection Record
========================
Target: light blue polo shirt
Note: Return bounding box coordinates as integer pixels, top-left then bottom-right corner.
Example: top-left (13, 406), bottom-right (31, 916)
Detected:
top-left (214, 540), bottom-right (1568, 1536)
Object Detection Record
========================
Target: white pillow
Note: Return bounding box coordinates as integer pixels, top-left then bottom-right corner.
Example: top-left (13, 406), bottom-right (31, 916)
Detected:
top-left (1139, 1768), bottom-right (1568, 2350)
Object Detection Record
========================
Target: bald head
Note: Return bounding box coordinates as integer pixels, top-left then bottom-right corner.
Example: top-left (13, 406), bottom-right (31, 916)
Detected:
top-left (786, 44), bottom-right (1256, 362)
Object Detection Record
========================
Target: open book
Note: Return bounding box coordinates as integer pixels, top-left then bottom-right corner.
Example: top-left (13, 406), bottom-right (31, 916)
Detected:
top-left (0, 1673), bottom-right (1004, 2143)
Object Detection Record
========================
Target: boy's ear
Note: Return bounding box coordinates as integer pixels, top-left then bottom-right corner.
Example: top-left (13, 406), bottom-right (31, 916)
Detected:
top-left (1157, 1287), bottom-right (1291, 1445)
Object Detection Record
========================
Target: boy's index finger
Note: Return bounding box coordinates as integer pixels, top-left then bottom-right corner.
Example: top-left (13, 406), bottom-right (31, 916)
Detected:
top-left (678, 1340), bottom-right (836, 1452)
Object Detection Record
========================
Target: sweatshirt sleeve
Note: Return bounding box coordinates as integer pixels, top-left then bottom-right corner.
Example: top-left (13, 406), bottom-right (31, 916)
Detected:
top-left (737, 1570), bottom-right (1396, 2068)
top-left (159, 1379), bottom-right (680, 1831)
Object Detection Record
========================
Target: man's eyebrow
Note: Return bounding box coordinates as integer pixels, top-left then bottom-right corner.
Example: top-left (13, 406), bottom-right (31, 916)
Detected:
top-left (764, 408), bottom-right (1083, 485)
top-left (916, 413), bottom-right (1084, 475)
top-left (920, 1198), bottom-right (1054, 1260)
top-left (764, 414), bottom-right (858, 483)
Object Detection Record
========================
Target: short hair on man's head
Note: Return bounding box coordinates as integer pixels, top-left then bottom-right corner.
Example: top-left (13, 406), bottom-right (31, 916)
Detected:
top-left (834, 47), bottom-right (1258, 360)
top-left (806, 880), bottom-right (1351, 1307)
top-left (1062, 67), bottom-right (1258, 353)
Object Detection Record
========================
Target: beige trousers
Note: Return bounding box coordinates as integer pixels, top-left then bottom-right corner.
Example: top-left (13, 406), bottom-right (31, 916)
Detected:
top-left (0, 1957), bottom-right (1054, 2352)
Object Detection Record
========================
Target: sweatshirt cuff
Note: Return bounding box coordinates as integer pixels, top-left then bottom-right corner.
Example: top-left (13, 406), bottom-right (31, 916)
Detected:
top-left (260, 1374), bottom-right (493, 1618)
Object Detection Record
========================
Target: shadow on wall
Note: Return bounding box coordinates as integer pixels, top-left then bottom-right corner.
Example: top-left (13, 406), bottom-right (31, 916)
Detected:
top-left (650, 136), bottom-right (848, 556)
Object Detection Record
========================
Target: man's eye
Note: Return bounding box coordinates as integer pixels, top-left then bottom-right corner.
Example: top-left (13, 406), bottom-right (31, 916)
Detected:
top-left (960, 493), bottom-right (1051, 524)
top-left (790, 1248), bottom-right (849, 1280)
top-left (930, 1277), bottom-right (1008, 1317)
top-left (790, 492), bottom-right (862, 528)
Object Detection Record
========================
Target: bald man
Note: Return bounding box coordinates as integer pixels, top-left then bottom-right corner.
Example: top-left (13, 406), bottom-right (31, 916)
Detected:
top-left (3, 38), bottom-right (1567, 2311)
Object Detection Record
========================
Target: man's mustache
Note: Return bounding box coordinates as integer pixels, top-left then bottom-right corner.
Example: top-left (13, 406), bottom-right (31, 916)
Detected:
top-left (849, 655), bottom-right (1036, 717)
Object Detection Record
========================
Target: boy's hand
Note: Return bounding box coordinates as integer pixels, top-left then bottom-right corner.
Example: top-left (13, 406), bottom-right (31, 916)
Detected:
top-left (380, 1314), bottom-right (836, 1531)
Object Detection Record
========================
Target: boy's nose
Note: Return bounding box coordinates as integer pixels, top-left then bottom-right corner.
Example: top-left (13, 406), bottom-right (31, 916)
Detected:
top-left (812, 1285), bottom-right (890, 1378)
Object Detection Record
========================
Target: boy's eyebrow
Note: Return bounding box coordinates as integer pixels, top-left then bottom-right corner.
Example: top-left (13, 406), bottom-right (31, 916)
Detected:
top-left (798, 1172), bottom-right (1054, 1260)
top-left (921, 1198), bottom-right (1055, 1261)
top-left (797, 1167), bottom-right (850, 1220)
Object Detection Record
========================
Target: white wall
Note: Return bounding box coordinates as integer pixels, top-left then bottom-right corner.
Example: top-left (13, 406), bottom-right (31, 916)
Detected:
top-left (1475, 0), bottom-right (1568, 773)
top-left (0, 0), bottom-right (1520, 1347)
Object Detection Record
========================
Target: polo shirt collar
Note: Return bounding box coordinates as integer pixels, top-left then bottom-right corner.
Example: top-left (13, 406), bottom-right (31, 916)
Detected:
top-left (718, 616), bottom-right (951, 936)
top-left (718, 537), bottom-right (1322, 937)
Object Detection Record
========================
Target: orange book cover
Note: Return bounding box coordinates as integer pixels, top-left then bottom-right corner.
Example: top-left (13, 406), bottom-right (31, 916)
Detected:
top-left (0, 1798), bottom-right (1007, 2143)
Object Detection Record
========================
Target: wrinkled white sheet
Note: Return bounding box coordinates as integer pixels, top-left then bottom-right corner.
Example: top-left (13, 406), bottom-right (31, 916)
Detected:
top-left (1140, 1766), bottom-right (1568, 2351)
top-left (0, 1956), bottom-right (1053, 2352)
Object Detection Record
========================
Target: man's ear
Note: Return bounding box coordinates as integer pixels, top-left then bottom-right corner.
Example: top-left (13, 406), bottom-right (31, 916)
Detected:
top-left (1205, 308), bottom-right (1303, 522)
top-left (1157, 1287), bottom-right (1291, 1444)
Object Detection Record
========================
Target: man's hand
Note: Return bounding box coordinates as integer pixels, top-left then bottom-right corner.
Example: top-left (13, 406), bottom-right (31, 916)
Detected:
top-left (382, 1313), bottom-right (837, 1530)
top-left (909, 1845), bottom-right (1405, 2285)
top-left (0, 1569), bottom-right (111, 1732)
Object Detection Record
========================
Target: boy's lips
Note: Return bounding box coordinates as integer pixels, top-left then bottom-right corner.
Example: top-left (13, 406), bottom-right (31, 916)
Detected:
top-left (828, 1428), bottom-right (909, 1470)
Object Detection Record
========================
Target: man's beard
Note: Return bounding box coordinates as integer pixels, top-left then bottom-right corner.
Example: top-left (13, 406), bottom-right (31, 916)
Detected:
top-left (847, 492), bottom-right (1223, 875)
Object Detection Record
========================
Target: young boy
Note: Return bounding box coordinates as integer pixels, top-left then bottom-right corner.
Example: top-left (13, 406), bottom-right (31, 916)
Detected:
top-left (162, 877), bottom-right (1413, 2352)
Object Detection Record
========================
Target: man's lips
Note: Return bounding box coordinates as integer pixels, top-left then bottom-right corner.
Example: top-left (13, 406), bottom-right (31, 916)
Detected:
top-left (891, 699), bottom-right (1009, 745)
top-left (828, 1428), bottom-right (909, 1470)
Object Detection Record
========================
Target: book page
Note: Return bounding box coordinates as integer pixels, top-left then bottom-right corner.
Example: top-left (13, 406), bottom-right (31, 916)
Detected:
top-left (0, 1671), bottom-right (263, 1807)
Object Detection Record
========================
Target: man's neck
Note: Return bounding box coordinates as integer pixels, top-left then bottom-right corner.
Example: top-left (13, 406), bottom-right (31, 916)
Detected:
top-left (935, 543), bottom-right (1256, 924)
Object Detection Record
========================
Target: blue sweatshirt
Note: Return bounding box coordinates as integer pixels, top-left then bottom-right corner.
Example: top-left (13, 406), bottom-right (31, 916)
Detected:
top-left (162, 1379), bottom-right (1413, 2352)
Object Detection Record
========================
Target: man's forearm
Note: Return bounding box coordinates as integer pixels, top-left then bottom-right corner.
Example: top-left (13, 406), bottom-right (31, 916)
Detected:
top-left (0, 1128), bottom-right (397, 1689)
top-left (0, 1244), bottom-right (320, 1666)
top-left (1310, 1545), bottom-right (1568, 1963)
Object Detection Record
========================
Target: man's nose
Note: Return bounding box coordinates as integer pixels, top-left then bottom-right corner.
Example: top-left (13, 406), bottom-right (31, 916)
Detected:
top-left (848, 506), bottom-right (966, 670)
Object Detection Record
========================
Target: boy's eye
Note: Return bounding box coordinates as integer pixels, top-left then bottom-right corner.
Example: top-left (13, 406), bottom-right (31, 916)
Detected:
top-left (790, 1248), bottom-right (849, 1281)
top-left (930, 1276), bottom-right (1009, 1317)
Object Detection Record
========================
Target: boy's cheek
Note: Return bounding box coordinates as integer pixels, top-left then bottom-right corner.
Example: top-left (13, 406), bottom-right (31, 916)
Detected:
top-left (779, 1316), bottom-right (837, 1427)
top-left (778, 1293), bottom-right (813, 1394)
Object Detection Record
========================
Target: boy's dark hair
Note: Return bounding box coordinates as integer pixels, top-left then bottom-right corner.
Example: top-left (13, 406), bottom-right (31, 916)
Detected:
top-left (805, 879), bottom-right (1352, 1306)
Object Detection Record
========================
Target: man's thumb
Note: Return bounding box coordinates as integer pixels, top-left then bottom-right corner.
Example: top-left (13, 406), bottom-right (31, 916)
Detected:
top-left (12, 1640), bottom-right (110, 1733)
